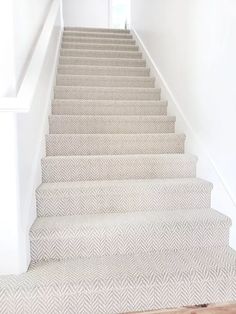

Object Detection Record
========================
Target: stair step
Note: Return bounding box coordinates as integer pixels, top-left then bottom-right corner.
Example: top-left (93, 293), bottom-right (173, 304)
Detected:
top-left (41, 154), bottom-right (197, 183)
top-left (30, 209), bottom-right (230, 262)
top-left (63, 30), bottom-right (133, 39)
top-left (60, 48), bottom-right (142, 59)
top-left (58, 65), bottom-right (150, 77)
top-left (65, 27), bottom-right (130, 34)
top-left (52, 100), bottom-right (167, 115)
top-left (62, 42), bottom-right (139, 51)
top-left (49, 115), bottom-right (175, 134)
top-left (54, 86), bottom-right (161, 100)
top-left (46, 133), bottom-right (185, 156)
top-left (2, 247), bottom-right (236, 313)
top-left (59, 56), bottom-right (146, 67)
top-left (56, 74), bottom-right (155, 88)
top-left (36, 178), bottom-right (212, 217)
top-left (62, 36), bottom-right (136, 45)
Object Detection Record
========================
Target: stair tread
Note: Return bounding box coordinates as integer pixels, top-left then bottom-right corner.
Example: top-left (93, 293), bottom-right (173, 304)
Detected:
top-left (46, 133), bottom-right (184, 139)
top-left (58, 65), bottom-right (148, 71)
top-left (41, 154), bottom-right (197, 183)
top-left (43, 153), bottom-right (196, 160)
top-left (62, 42), bottom-right (139, 51)
top-left (31, 209), bottom-right (230, 233)
top-left (56, 74), bottom-right (154, 79)
top-left (64, 27), bottom-right (130, 33)
top-left (46, 133), bottom-right (185, 156)
top-left (59, 56), bottom-right (146, 66)
top-left (49, 114), bottom-right (175, 120)
top-left (36, 177), bottom-right (212, 217)
top-left (52, 99), bottom-right (167, 107)
top-left (37, 177), bottom-right (213, 192)
top-left (63, 31), bottom-right (133, 39)
top-left (1, 247), bottom-right (236, 311)
top-left (56, 75), bottom-right (155, 87)
top-left (62, 36), bottom-right (136, 44)
top-left (52, 99), bottom-right (166, 106)
top-left (55, 86), bottom-right (160, 91)
top-left (54, 86), bottom-right (161, 101)
top-left (52, 100), bottom-right (167, 115)
top-left (60, 48), bottom-right (142, 58)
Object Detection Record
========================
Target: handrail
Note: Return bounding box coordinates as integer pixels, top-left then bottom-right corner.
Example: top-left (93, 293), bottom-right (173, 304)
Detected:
top-left (0, 0), bottom-right (61, 112)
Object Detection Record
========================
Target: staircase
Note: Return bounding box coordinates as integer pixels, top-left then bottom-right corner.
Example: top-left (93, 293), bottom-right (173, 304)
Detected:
top-left (1, 27), bottom-right (236, 314)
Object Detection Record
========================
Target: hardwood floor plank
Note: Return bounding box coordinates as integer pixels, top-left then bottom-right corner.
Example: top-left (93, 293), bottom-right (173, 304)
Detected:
top-left (127, 303), bottom-right (236, 314)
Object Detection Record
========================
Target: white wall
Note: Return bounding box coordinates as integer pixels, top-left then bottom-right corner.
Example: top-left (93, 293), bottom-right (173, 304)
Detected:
top-left (63, 0), bottom-right (109, 28)
top-left (12, 0), bottom-right (53, 91)
top-left (0, 1), bottom-right (63, 275)
top-left (131, 0), bottom-right (236, 247)
top-left (0, 1), bottom-right (16, 96)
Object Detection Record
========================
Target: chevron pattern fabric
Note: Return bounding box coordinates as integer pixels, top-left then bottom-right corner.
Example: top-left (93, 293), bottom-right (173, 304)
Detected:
top-left (36, 178), bottom-right (212, 217)
top-left (30, 209), bottom-right (231, 262)
top-left (1, 26), bottom-right (236, 314)
top-left (49, 115), bottom-right (176, 134)
top-left (52, 99), bottom-right (168, 115)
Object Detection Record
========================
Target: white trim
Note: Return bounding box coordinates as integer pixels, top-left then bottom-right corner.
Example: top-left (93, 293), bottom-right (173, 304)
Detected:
top-left (131, 27), bottom-right (236, 211)
top-left (0, 0), bottom-right (61, 112)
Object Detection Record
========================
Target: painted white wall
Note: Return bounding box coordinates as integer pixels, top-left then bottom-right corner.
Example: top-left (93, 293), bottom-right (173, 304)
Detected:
top-left (63, 0), bottom-right (109, 28)
top-left (0, 1), bottom-right (16, 96)
top-left (0, 1), bottom-right (63, 275)
top-left (12, 0), bottom-right (53, 91)
top-left (0, 0), bottom-right (54, 97)
top-left (131, 0), bottom-right (236, 247)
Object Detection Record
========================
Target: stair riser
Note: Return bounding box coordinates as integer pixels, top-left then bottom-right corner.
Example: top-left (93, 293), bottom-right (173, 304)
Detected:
top-left (30, 222), bottom-right (229, 261)
top-left (64, 31), bottom-right (133, 39)
top-left (49, 117), bottom-right (175, 134)
top-left (42, 156), bottom-right (197, 183)
top-left (62, 36), bottom-right (136, 45)
top-left (62, 42), bottom-right (139, 51)
top-left (60, 49), bottom-right (142, 59)
top-left (37, 184), bottom-right (212, 217)
top-left (65, 27), bottom-right (130, 34)
top-left (54, 87), bottom-right (161, 100)
top-left (58, 66), bottom-right (150, 77)
top-left (59, 57), bottom-right (146, 67)
top-left (46, 134), bottom-right (185, 156)
top-left (52, 102), bottom-right (167, 115)
top-left (56, 75), bottom-right (155, 88)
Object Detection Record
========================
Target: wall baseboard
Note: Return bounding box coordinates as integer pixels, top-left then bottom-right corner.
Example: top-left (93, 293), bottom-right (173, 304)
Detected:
top-left (131, 28), bottom-right (236, 248)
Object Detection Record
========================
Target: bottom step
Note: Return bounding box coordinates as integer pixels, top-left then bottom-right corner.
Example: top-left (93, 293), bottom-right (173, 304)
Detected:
top-left (1, 247), bottom-right (236, 313)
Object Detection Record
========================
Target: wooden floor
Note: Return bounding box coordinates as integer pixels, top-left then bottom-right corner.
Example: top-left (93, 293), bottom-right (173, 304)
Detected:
top-left (128, 303), bottom-right (236, 314)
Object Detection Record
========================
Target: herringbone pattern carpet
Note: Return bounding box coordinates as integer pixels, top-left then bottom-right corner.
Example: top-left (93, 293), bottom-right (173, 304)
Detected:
top-left (1, 26), bottom-right (236, 314)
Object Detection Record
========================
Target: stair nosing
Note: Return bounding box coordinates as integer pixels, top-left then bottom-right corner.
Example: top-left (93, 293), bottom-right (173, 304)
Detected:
top-left (58, 65), bottom-right (149, 71)
top-left (54, 86), bottom-right (161, 91)
top-left (52, 99), bottom-right (167, 106)
top-left (60, 48), bottom-right (142, 55)
top-left (42, 153), bottom-right (197, 161)
top-left (56, 74), bottom-right (154, 80)
top-left (62, 36), bottom-right (136, 43)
